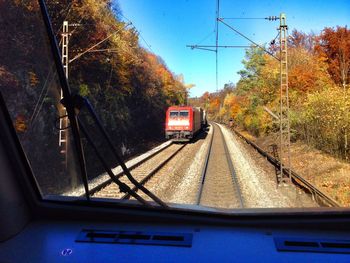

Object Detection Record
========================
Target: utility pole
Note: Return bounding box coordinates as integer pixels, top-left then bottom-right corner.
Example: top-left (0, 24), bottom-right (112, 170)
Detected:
top-left (215, 0), bottom-right (219, 92)
top-left (278, 13), bottom-right (291, 184)
top-left (58, 21), bottom-right (131, 167)
top-left (59, 20), bottom-right (69, 167)
top-left (187, 7), bottom-right (292, 184)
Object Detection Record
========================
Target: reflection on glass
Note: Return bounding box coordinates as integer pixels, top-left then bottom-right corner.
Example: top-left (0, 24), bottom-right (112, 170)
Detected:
top-left (0, 1), bottom-right (81, 196)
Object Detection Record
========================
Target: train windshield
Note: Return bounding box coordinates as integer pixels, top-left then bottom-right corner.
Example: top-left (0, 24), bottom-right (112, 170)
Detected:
top-left (169, 111), bottom-right (179, 118)
top-left (1, 0), bottom-right (349, 213)
top-left (179, 111), bottom-right (189, 117)
top-left (1, 0), bottom-right (82, 196)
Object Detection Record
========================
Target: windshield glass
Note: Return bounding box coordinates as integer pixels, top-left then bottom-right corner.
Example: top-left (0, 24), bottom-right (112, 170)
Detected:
top-left (1, 0), bottom-right (349, 211)
top-left (1, 1), bottom-right (82, 195)
top-left (170, 111), bottom-right (179, 118)
top-left (180, 111), bottom-right (189, 117)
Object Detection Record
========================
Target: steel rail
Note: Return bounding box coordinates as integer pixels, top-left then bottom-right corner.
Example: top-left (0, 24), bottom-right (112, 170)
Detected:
top-left (78, 121), bottom-right (151, 207)
top-left (81, 142), bottom-right (173, 197)
top-left (81, 98), bottom-right (168, 208)
top-left (196, 124), bottom-right (215, 205)
top-left (217, 124), bottom-right (244, 208)
top-left (121, 143), bottom-right (187, 200)
top-left (231, 128), bottom-right (340, 207)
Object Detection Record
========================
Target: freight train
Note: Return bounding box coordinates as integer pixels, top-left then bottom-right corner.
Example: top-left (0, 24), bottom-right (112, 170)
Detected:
top-left (165, 106), bottom-right (207, 141)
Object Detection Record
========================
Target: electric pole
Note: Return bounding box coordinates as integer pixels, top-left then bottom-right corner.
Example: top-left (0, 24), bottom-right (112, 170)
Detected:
top-left (187, 7), bottom-right (292, 185)
top-left (59, 20), bottom-right (69, 167)
top-left (215, 0), bottom-right (219, 92)
top-left (278, 13), bottom-right (292, 184)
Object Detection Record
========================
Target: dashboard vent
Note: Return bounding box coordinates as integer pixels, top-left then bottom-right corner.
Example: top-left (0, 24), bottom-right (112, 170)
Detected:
top-left (274, 237), bottom-right (350, 254)
top-left (76, 229), bottom-right (192, 247)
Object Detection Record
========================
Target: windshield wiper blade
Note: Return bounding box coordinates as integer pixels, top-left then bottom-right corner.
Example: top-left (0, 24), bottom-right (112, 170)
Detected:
top-left (78, 121), bottom-right (152, 207)
top-left (38, 0), bottom-right (163, 207)
top-left (38, 0), bottom-right (91, 201)
top-left (70, 95), bottom-right (168, 209)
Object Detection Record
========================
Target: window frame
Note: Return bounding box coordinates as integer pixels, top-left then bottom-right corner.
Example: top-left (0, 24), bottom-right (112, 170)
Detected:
top-left (1, 0), bottom-right (350, 230)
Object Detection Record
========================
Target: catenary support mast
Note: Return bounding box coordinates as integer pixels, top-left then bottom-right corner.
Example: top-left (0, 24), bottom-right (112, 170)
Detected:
top-left (278, 13), bottom-right (291, 184)
top-left (59, 21), bottom-right (69, 167)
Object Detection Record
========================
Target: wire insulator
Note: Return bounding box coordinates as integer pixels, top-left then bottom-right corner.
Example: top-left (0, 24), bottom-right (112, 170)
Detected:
top-left (266, 16), bottom-right (279, 21)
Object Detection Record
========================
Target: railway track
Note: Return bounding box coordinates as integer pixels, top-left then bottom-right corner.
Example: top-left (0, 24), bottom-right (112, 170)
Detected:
top-left (231, 127), bottom-right (340, 207)
top-left (92, 142), bottom-right (187, 200)
top-left (196, 123), bottom-right (244, 208)
top-left (87, 122), bottom-right (336, 209)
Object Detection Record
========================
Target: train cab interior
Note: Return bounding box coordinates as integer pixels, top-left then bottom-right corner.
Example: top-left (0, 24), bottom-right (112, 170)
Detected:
top-left (1, 1), bottom-right (350, 262)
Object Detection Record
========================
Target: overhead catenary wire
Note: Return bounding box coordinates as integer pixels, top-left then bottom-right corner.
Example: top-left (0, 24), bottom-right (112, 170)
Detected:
top-left (69, 22), bottom-right (131, 63)
top-left (187, 0), bottom-right (283, 91)
top-left (85, 43), bottom-right (142, 63)
top-left (138, 32), bottom-right (154, 53)
top-left (26, 71), bottom-right (57, 138)
top-left (56, 5), bottom-right (85, 45)
top-left (188, 45), bottom-right (254, 48)
top-left (28, 67), bottom-right (54, 126)
top-left (188, 30), bottom-right (216, 52)
top-left (29, 71), bottom-right (57, 127)
top-left (55, 2), bottom-right (74, 38)
top-left (220, 17), bottom-right (266, 20)
top-left (218, 18), bottom-right (280, 61)
top-left (220, 16), bottom-right (279, 21)
top-left (188, 47), bottom-right (217, 52)
top-left (270, 31), bottom-right (280, 45)
top-left (117, 11), bottom-right (155, 53)
top-left (86, 48), bottom-right (120, 52)
top-left (196, 30), bottom-right (216, 46)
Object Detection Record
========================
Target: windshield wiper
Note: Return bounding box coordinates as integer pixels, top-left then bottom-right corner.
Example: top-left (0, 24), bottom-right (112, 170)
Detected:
top-left (67, 95), bottom-right (168, 209)
top-left (39, 0), bottom-right (167, 208)
top-left (39, 0), bottom-right (91, 201)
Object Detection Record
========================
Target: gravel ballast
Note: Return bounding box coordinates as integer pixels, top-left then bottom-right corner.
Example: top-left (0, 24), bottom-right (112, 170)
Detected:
top-left (218, 123), bottom-right (317, 208)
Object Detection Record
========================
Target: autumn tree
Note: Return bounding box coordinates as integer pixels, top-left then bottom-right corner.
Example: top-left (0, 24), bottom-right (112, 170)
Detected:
top-left (288, 29), bottom-right (316, 52)
top-left (1, 0), bottom-right (190, 193)
top-left (315, 26), bottom-right (350, 89)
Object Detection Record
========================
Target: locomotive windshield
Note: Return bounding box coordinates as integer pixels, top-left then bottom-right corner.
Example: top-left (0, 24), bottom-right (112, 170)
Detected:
top-left (1, 0), bottom-right (349, 213)
top-left (179, 111), bottom-right (189, 117)
top-left (170, 110), bottom-right (189, 118)
top-left (170, 111), bottom-right (179, 118)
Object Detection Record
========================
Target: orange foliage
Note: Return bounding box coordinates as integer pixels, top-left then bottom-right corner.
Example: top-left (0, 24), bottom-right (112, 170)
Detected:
top-left (0, 67), bottom-right (19, 89)
top-left (288, 46), bottom-right (334, 99)
top-left (14, 0), bottom-right (39, 11)
top-left (315, 26), bottom-right (350, 87)
top-left (14, 114), bottom-right (27, 133)
top-left (208, 97), bottom-right (220, 115)
top-left (223, 93), bottom-right (241, 118)
top-left (29, 71), bottom-right (39, 87)
top-left (202, 91), bottom-right (210, 101)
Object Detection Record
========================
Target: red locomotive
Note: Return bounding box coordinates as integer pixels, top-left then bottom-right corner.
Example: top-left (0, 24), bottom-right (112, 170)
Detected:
top-left (165, 106), bottom-right (206, 141)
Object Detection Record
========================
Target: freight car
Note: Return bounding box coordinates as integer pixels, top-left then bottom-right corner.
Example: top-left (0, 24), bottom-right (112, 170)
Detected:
top-left (165, 106), bottom-right (205, 141)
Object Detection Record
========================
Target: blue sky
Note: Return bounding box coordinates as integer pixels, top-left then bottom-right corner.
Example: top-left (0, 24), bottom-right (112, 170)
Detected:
top-left (117, 0), bottom-right (349, 97)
